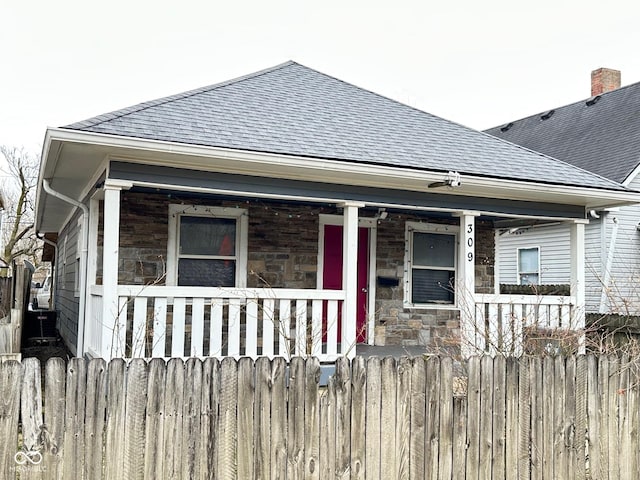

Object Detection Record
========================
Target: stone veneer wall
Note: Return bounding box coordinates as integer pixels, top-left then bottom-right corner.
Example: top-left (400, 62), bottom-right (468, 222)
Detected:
top-left (373, 214), bottom-right (494, 351)
top-left (106, 192), bottom-right (496, 350)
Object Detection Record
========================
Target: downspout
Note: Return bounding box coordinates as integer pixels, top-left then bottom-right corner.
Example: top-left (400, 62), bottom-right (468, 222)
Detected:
top-left (599, 215), bottom-right (619, 314)
top-left (42, 179), bottom-right (89, 356)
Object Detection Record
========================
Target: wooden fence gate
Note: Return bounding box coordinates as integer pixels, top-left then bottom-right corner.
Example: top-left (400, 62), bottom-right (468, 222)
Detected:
top-left (0, 354), bottom-right (638, 479)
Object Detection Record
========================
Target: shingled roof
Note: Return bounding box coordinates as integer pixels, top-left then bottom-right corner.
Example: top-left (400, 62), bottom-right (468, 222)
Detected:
top-left (65, 61), bottom-right (626, 191)
top-left (485, 80), bottom-right (640, 184)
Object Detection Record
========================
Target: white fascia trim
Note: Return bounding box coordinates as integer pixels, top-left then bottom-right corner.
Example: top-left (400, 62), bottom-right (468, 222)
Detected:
top-left (622, 164), bottom-right (640, 187)
top-left (45, 127), bottom-right (640, 207)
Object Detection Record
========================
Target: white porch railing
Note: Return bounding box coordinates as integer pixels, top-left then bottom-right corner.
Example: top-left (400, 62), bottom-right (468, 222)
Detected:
top-left (469, 293), bottom-right (581, 356)
top-left (86, 285), bottom-right (350, 362)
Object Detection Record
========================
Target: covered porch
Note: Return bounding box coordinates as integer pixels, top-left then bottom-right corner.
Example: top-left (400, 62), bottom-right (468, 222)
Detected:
top-left (81, 179), bottom-right (587, 361)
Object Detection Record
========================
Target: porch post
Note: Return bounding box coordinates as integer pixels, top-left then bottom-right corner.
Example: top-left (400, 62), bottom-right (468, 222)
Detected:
top-left (84, 194), bottom-right (100, 356)
top-left (101, 180), bottom-right (129, 359)
top-left (570, 219), bottom-right (587, 353)
top-left (456, 211), bottom-right (479, 357)
top-left (341, 201), bottom-right (364, 359)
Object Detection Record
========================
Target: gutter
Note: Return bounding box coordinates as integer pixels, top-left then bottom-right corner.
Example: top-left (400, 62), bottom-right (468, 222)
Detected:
top-left (42, 179), bottom-right (89, 357)
top-left (43, 128), bottom-right (640, 210)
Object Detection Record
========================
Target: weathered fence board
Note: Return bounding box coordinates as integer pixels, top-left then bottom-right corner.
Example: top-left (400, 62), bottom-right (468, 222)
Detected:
top-left (1, 361), bottom-right (21, 480)
top-left (0, 355), bottom-right (639, 480)
top-left (350, 356), bottom-right (366, 480)
top-left (105, 359), bottom-right (126, 480)
top-left (304, 357), bottom-right (321, 480)
top-left (44, 357), bottom-right (65, 480)
top-left (425, 356), bottom-right (440, 480)
top-left (123, 358), bottom-right (148, 480)
top-left (380, 356), bottom-right (397, 478)
top-left (237, 357), bottom-right (255, 480)
top-left (364, 357), bottom-right (381, 480)
top-left (84, 358), bottom-right (107, 480)
top-left (287, 357), bottom-right (305, 480)
top-left (63, 357), bottom-right (87, 480)
top-left (396, 356), bottom-right (411, 480)
top-left (144, 358), bottom-right (166, 480)
top-left (409, 357), bottom-right (426, 480)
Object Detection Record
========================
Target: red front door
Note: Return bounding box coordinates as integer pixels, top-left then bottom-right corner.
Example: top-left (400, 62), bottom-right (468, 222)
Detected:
top-left (322, 225), bottom-right (369, 343)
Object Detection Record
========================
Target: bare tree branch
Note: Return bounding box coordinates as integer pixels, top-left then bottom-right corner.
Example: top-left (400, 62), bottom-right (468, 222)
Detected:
top-left (0, 145), bottom-right (41, 273)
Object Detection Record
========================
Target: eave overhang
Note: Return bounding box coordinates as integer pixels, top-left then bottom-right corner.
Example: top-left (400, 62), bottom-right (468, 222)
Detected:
top-left (36, 128), bottom-right (640, 232)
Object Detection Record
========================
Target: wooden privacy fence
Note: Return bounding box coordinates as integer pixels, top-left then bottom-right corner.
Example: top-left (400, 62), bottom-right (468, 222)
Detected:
top-left (0, 355), bottom-right (638, 479)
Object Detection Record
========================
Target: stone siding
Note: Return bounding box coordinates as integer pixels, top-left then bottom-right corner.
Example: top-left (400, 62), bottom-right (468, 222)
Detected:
top-left (107, 192), bottom-right (496, 350)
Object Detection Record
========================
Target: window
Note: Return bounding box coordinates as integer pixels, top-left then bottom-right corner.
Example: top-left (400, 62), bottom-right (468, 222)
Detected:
top-left (167, 205), bottom-right (248, 287)
top-left (518, 247), bottom-right (540, 285)
top-left (405, 222), bottom-right (457, 306)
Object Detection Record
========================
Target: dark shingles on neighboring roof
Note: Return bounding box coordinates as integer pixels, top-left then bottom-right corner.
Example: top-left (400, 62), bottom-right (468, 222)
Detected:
top-left (65, 61), bottom-right (627, 191)
top-left (485, 81), bottom-right (640, 184)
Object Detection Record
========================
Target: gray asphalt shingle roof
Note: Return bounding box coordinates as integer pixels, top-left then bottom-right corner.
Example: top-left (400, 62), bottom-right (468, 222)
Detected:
top-left (485, 81), bottom-right (640, 184)
top-left (65, 61), bottom-right (626, 191)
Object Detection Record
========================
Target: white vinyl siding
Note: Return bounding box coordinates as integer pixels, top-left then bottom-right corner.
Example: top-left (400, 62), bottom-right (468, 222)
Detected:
top-left (497, 223), bottom-right (571, 286)
top-left (597, 175), bottom-right (640, 314)
top-left (584, 217), bottom-right (603, 313)
top-left (496, 181), bottom-right (640, 316)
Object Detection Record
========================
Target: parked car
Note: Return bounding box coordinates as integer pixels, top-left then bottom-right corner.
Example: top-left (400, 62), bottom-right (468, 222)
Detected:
top-left (32, 276), bottom-right (51, 310)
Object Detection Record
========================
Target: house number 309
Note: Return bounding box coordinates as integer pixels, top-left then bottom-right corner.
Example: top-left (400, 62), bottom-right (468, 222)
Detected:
top-left (466, 224), bottom-right (474, 262)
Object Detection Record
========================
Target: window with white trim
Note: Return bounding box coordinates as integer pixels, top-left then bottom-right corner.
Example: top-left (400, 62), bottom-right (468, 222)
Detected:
top-left (405, 222), bottom-right (457, 306)
top-left (518, 247), bottom-right (540, 285)
top-left (167, 205), bottom-right (248, 287)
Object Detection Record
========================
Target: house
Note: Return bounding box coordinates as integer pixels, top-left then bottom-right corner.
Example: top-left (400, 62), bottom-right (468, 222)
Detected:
top-left (486, 68), bottom-right (640, 317)
top-left (35, 62), bottom-right (639, 361)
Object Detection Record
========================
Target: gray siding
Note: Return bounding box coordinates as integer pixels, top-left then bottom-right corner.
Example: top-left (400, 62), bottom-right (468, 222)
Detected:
top-left (496, 223), bottom-right (571, 285)
top-left (599, 174), bottom-right (640, 314)
top-left (497, 183), bottom-right (640, 315)
top-left (497, 220), bottom-right (608, 312)
top-left (55, 212), bottom-right (81, 355)
top-left (584, 217), bottom-right (603, 313)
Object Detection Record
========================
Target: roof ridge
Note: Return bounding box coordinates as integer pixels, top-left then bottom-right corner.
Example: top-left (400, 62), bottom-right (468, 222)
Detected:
top-left (67, 61), bottom-right (297, 129)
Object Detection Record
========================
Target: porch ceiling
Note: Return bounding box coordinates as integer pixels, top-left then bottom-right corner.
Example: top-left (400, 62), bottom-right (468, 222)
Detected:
top-left (36, 128), bottom-right (640, 233)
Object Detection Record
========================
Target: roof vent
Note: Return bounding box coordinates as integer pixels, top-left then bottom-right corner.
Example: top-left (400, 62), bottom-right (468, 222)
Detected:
top-left (541, 110), bottom-right (555, 120)
top-left (500, 122), bottom-right (514, 132)
top-left (586, 95), bottom-right (601, 106)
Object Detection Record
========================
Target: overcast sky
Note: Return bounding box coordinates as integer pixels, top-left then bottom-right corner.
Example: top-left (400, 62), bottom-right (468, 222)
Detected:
top-left (2, 0), bottom-right (639, 154)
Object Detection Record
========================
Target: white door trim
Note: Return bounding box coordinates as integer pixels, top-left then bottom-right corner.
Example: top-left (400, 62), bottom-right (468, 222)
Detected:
top-left (318, 214), bottom-right (377, 345)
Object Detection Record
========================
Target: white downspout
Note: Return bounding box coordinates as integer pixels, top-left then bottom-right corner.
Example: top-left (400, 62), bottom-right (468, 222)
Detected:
top-left (599, 215), bottom-right (619, 314)
top-left (42, 179), bottom-right (89, 356)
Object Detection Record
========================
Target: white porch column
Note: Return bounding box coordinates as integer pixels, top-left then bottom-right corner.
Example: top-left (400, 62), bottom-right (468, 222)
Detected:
top-left (570, 219), bottom-right (587, 353)
top-left (83, 194), bottom-right (101, 356)
top-left (101, 180), bottom-right (130, 359)
top-left (456, 211), bottom-right (480, 358)
top-left (341, 201), bottom-right (364, 359)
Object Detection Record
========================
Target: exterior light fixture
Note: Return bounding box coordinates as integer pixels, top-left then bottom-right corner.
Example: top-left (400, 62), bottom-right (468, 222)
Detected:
top-left (428, 171), bottom-right (461, 189)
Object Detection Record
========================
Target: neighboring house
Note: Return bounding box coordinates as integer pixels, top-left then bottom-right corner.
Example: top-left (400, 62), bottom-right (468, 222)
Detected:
top-left (35, 62), bottom-right (638, 360)
top-left (487, 68), bottom-right (640, 316)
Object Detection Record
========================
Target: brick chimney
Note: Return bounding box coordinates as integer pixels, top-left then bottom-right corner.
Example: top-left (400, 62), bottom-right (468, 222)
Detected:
top-left (591, 68), bottom-right (621, 96)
